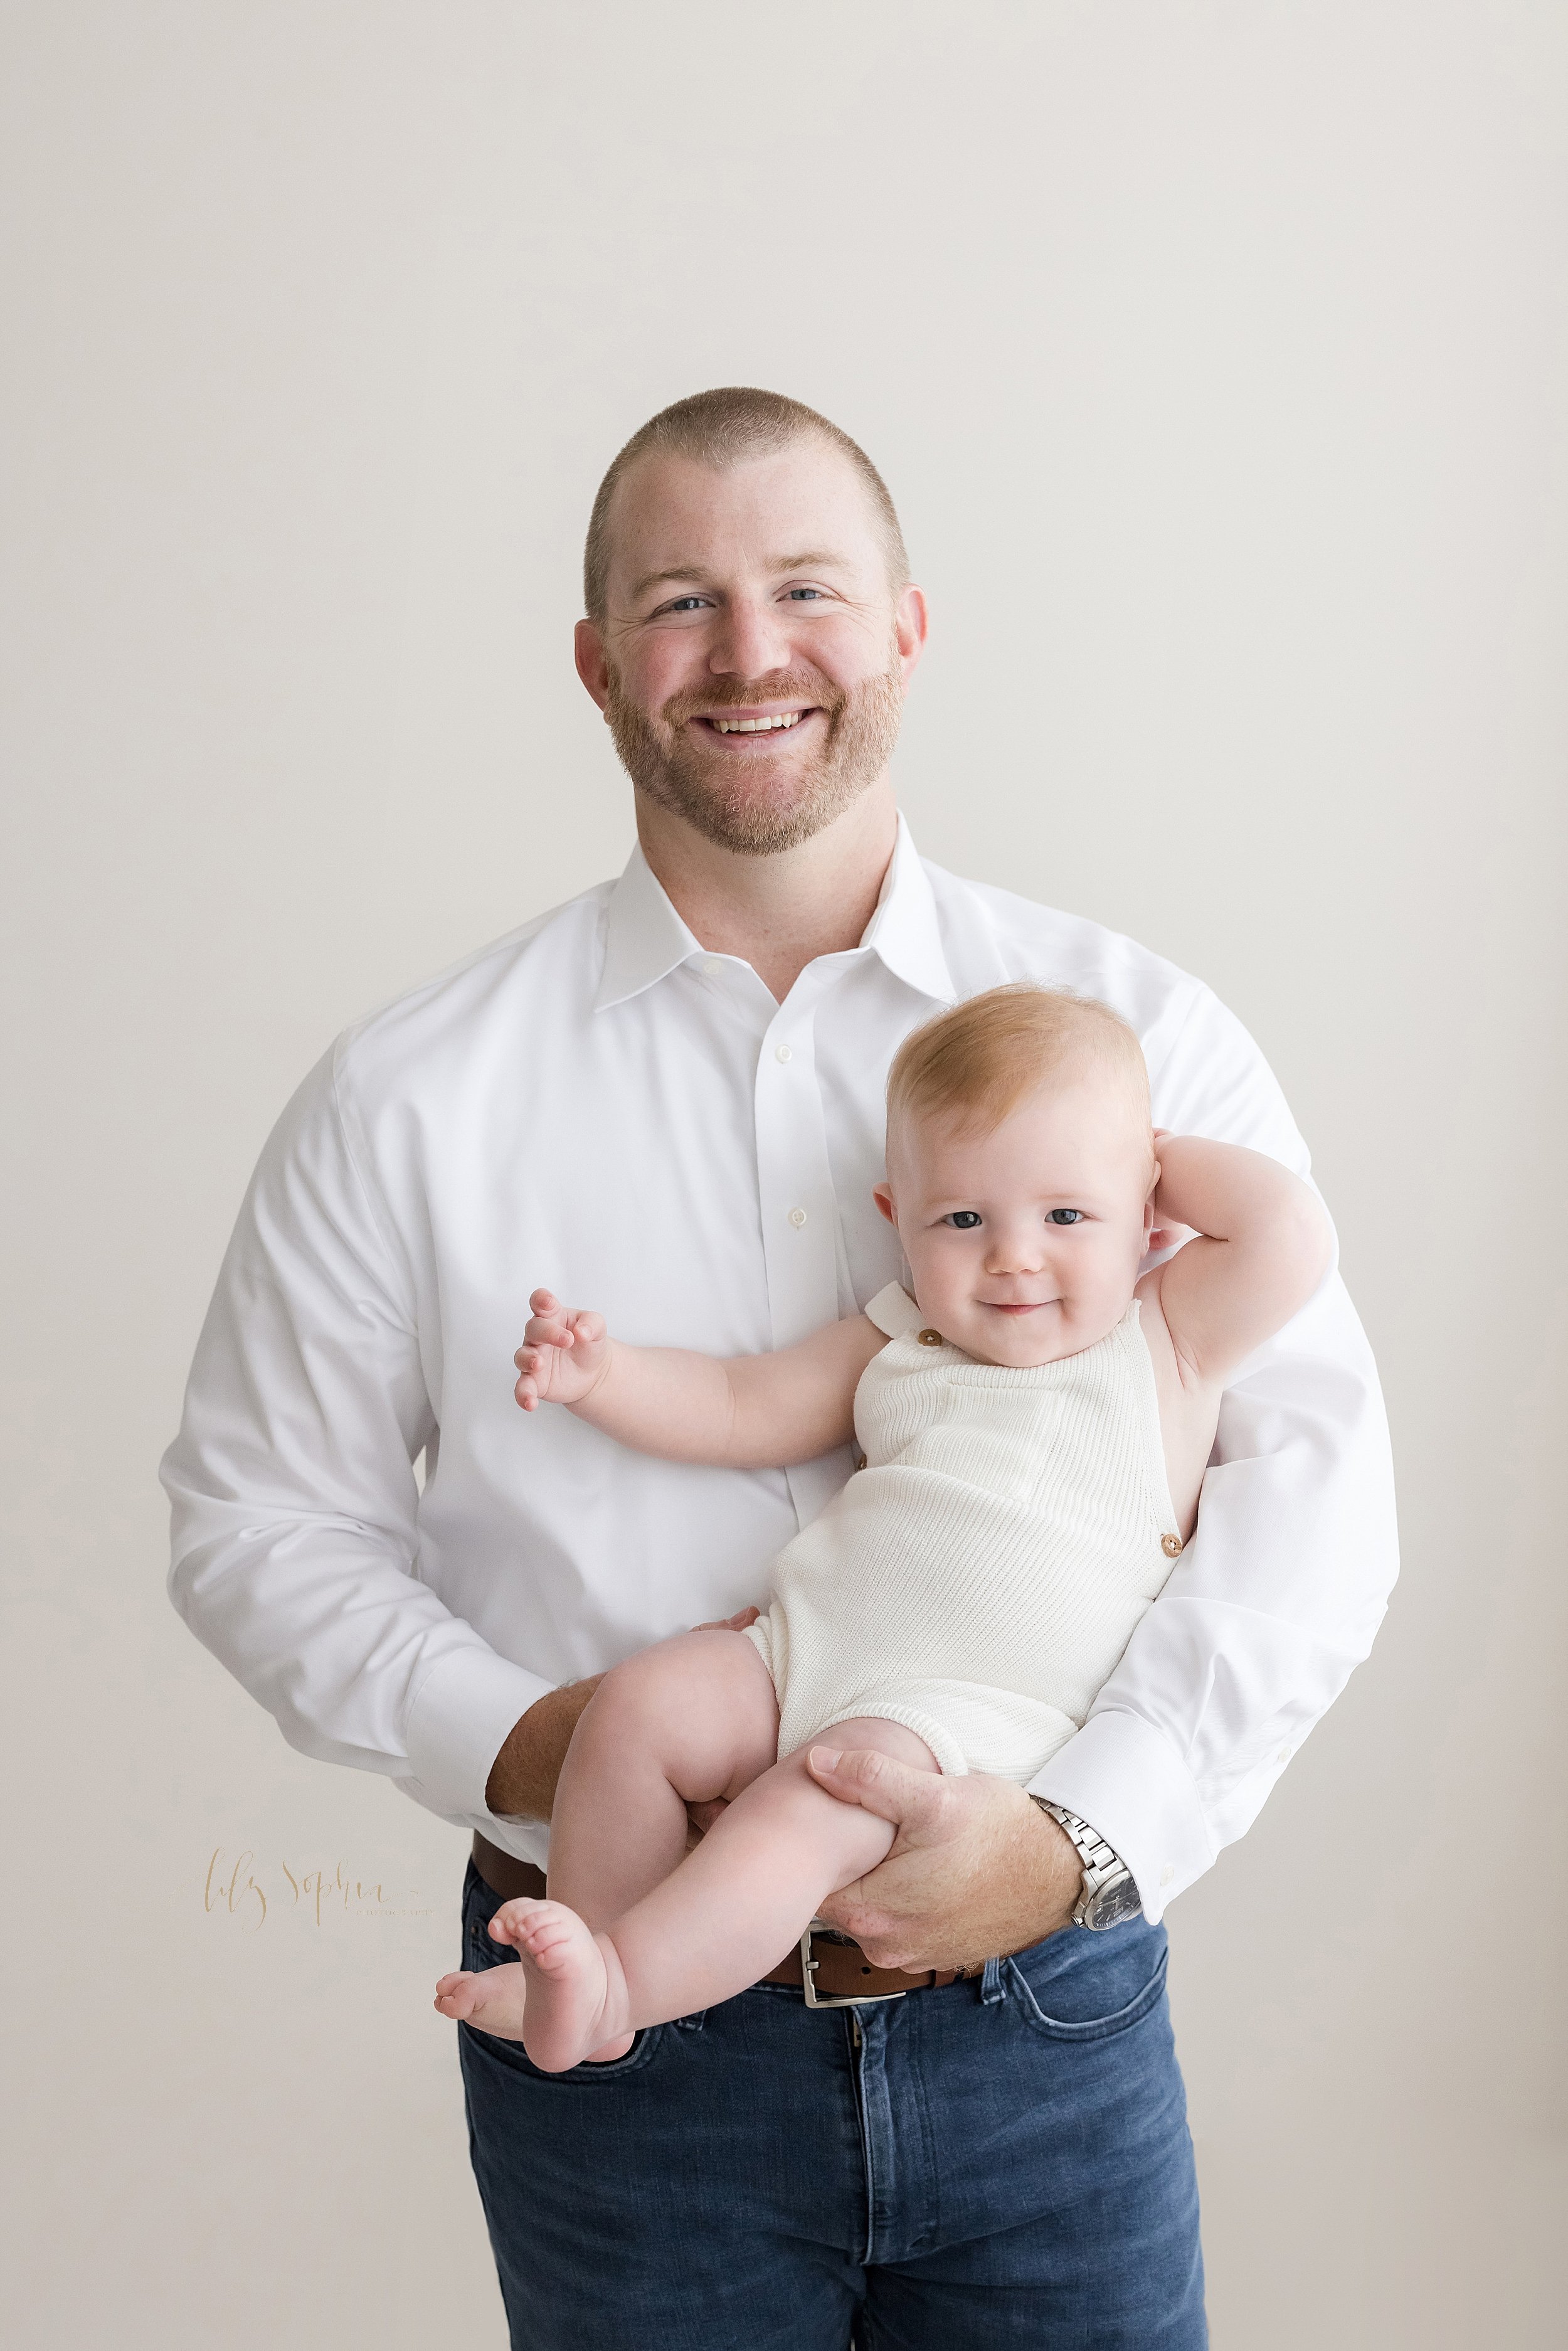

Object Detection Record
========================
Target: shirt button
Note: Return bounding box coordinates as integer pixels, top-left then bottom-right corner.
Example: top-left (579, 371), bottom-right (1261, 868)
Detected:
top-left (1161, 1533), bottom-right (1184, 1558)
top-left (701, 955), bottom-right (723, 976)
top-left (788, 1206), bottom-right (807, 1228)
top-left (1160, 1864), bottom-right (1175, 1887)
top-left (775, 1043), bottom-right (793, 1063)
top-left (917, 1329), bottom-right (944, 1347)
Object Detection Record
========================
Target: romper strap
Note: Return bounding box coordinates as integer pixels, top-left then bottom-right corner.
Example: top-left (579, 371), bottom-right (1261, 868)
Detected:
top-left (864, 1281), bottom-right (925, 1339)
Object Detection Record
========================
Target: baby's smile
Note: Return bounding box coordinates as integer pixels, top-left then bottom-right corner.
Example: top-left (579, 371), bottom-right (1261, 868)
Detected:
top-left (879, 1077), bottom-right (1156, 1371)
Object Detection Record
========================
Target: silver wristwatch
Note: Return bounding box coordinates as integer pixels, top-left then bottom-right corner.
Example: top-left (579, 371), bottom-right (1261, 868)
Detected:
top-left (1031, 1800), bottom-right (1143, 1931)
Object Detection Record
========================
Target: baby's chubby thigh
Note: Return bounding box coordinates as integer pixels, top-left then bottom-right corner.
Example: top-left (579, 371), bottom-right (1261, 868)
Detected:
top-left (740, 1716), bottom-right (942, 1887)
top-left (566, 1627), bottom-right (782, 1806)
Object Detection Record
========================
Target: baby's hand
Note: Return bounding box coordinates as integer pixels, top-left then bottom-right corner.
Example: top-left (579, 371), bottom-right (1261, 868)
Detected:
top-left (514, 1288), bottom-right (613, 1411)
top-left (1144, 1130), bottom-right (1197, 1259)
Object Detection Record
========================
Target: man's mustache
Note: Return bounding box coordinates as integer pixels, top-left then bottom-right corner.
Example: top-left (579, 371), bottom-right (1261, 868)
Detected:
top-left (657, 673), bottom-right (848, 727)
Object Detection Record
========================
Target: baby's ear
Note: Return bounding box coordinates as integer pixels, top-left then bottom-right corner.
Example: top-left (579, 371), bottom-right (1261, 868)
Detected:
top-left (872, 1182), bottom-right (898, 1227)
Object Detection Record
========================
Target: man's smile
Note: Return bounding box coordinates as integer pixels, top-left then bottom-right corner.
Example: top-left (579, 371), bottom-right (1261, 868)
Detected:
top-left (690, 704), bottom-right (822, 741)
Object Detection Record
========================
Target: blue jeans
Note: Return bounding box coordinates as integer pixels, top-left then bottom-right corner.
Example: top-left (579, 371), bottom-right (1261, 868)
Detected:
top-left (458, 1862), bottom-right (1205, 2348)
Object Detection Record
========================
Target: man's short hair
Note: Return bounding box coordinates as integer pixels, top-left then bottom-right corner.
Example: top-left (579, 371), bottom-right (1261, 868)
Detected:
top-left (887, 985), bottom-right (1152, 1143)
top-left (583, 386), bottom-right (909, 621)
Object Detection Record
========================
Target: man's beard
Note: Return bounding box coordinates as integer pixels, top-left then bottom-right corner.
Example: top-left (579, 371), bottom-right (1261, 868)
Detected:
top-left (603, 660), bottom-right (904, 857)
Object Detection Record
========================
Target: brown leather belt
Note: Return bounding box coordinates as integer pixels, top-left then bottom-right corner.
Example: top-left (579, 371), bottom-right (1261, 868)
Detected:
top-left (470, 1832), bottom-right (963, 2004)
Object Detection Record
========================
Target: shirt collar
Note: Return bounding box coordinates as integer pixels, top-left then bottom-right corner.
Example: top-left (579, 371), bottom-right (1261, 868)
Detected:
top-left (858, 815), bottom-right (956, 1007)
top-left (593, 814), bottom-right (956, 1014)
top-left (593, 842), bottom-right (702, 1011)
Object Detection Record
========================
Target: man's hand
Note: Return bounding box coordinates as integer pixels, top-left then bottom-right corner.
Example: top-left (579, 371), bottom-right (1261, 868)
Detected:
top-left (514, 1288), bottom-right (613, 1412)
top-left (484, 1677), bottom-right (603, 1820)
top-left (807, 1746), bottom-right (1086, 1971)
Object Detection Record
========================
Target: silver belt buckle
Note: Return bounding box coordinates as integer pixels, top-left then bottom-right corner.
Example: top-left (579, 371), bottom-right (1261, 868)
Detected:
top-left (799, 1918), bottom-right (908, 2009)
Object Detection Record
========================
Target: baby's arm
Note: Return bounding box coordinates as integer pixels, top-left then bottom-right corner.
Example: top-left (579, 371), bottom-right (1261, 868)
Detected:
top-left (514, 1289), bottom-right (886, 1469)
top-left (1137, 1137), bottom-right (1335, 1392)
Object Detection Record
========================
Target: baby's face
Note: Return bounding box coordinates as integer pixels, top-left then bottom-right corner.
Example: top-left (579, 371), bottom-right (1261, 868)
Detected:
top-left (877, 1078), bottom-right (1155, 1368)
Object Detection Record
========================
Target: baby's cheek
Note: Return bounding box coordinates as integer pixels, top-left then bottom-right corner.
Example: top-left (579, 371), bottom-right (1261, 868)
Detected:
top-left (924, 1270), bottom-right (972, 1332)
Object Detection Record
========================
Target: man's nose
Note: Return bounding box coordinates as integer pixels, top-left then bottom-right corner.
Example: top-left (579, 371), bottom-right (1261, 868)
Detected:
top-left (708, 593), bottom-right (792, 681)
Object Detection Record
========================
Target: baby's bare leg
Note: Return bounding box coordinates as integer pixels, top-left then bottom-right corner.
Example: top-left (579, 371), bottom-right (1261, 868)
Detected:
top-left (433, 1630), bottom-right (778, 2051)
top-left (548, 1630), bottom-right (781, 1926)
top-left (494, 1716), bottom-right (939, 2071)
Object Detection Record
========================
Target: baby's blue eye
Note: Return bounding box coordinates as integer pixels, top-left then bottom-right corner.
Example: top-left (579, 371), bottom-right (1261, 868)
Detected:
top-left (1047, 1209), bottom-right (1084, 1226)
top-left (946, 1210), bottom-right (982, 1229)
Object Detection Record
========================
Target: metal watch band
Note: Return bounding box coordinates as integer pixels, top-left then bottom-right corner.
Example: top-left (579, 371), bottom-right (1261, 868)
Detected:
top-left (1030, 1798), bottom-right (1138, 1929)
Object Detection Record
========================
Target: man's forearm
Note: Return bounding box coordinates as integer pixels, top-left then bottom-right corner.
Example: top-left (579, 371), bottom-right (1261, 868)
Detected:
top-left (485, 1677), bottom-right (603, 1820)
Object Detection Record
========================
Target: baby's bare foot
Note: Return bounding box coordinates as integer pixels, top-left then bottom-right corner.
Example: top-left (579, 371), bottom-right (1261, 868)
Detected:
top-left (432, 1962), bottom-right (529, 2039)
top-left (493, 1898), bottom-right (628, 2073)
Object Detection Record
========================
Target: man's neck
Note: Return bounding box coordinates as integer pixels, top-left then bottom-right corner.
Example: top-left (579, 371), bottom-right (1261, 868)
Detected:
top-left (635, 779), bottom-right (899, 1002)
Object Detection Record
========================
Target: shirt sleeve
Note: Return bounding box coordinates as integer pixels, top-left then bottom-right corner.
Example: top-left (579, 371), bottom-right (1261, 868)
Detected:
top-left (159, 1046), bottom-right (551, 1824)
top-left (1026, 982), bottom-right (1399, 1921)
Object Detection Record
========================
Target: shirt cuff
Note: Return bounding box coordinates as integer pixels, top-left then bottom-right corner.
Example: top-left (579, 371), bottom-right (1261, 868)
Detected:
top-left (1026, 1709), bottom-right (1214, 1925)
top-left (403, 1645), bottom-right (556, 1820)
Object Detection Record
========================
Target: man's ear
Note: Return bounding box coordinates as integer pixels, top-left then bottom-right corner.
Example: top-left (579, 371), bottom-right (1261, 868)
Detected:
top-left (894, 582), bottom-right (930, 687)
top-left (574, 618), bottom-right (612, 712)
top-left (872, 1182), bottom-right (898, 1228)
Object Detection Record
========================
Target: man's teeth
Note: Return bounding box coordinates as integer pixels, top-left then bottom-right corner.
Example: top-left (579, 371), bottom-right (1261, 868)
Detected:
top-left (709, 712), bottom-right (804, 733)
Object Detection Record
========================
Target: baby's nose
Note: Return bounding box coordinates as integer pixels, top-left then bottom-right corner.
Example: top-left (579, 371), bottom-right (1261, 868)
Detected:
top-left (985, 1234), bottom-right (1045, 1274)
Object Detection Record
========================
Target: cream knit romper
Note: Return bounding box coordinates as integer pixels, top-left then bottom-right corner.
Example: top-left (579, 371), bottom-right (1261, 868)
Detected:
top-left (744, 1282), bottom-right (1185, 1782)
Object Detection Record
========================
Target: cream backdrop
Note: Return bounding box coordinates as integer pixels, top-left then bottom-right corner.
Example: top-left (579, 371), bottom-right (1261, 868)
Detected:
top-left (3, 4), bottom-right (1564, 2345)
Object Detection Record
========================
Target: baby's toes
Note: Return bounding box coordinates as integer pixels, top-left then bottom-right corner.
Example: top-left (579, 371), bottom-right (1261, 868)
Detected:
top-left (433, 1970), bottom-right (478, 2017)
top-left (514, 1904), bottom-right (585, 1970)
top-left (487, 1897), bottom-right (542, 1947)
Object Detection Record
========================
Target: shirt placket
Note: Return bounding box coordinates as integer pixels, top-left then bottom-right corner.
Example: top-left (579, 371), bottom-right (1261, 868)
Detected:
top-left (753, 962), bottom-right (857, 1529)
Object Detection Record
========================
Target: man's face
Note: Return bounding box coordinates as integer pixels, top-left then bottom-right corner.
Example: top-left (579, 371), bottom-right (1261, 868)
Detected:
top-left (576, 439), bottom-right (927, 856)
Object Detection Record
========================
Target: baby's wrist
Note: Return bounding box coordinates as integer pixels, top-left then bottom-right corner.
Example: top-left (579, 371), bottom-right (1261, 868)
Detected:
top-left (565, 1337), bottom-right (620, 1418)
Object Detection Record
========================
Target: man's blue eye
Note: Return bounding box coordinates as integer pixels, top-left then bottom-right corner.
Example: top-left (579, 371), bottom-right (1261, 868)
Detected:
top-left (786, 588), bottom-right (823, 600)
top-left (947, 1211), bottom-right (982, 1229)
top-left (667, 597), bottom-right (707, 612)
top-left (1047, 1209), bottom-right (1084, 1226)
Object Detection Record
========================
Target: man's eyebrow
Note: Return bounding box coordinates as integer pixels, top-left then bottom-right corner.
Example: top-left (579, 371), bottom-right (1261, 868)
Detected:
top-left (770, 549), bottom-right (852, 574)
top-left (625, 551), bottom-right (855, 603)
top-left (627, 565), bottom-right (710, 602)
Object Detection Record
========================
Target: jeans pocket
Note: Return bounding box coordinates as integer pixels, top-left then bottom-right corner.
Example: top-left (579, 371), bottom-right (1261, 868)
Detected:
top-left (1004, 1935), bottom-right (1169, 2044)
top-left (457, 1866), bottom-right (665, 2082)
top-left (466, 2015), bottom-right (667, 2085)
top-left (524, 2028), bottom-right (665, 2083)
top-left (462, 1886), bottom-right (519, 1975)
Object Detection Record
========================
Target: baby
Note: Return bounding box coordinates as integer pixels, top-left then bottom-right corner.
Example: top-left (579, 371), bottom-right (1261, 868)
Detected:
top-left (434, 985), bottom-right (1332, 2070)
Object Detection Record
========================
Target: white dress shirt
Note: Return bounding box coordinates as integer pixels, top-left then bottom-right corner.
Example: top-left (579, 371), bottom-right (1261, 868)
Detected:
top-left (162, 820), bottom-right (1397, 1923)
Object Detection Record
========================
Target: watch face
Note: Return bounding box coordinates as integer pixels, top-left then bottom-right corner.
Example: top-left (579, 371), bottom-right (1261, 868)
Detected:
top-left (1084, 1875), bottom-right (1144, 1931)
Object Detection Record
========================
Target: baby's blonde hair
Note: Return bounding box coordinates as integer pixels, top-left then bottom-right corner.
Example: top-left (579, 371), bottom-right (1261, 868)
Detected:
top-left (887, 984), bottom-right (1150, 1147)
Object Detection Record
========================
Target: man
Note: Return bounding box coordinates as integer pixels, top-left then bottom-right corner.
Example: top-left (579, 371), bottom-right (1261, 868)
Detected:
top-left (164, 387), bottom-right (1397, 2348)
